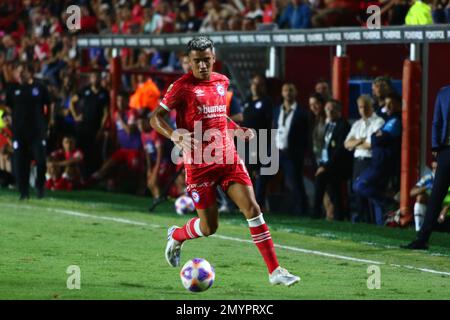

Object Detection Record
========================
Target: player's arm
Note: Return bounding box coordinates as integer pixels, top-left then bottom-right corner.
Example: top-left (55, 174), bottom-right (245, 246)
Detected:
top-left (54, 153), bottom-right (83, 167)
top-left (69, 94), bottom-right (82, 122)
top-left (149, 106), bottom-right (197, 151)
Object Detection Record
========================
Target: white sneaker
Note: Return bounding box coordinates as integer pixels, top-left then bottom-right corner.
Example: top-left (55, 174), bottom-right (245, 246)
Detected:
top-left (165, 226), bottom-right (183, 267)
top-left (269, 266), bottom-right (301, 286)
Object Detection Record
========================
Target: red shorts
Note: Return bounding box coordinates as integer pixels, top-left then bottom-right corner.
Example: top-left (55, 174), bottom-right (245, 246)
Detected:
top-left (111, 149), bottom-right (144, 172)
top-left (185, 160), bottom-right (252, 210)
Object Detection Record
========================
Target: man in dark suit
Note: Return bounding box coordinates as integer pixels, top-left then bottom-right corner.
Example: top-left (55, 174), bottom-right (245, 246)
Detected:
top-left (274, 83), bottom-right (310, 215)
top-left (403, 85), bottom-right (450, 249)
top-left (313, 99), bottom-right (353, 220)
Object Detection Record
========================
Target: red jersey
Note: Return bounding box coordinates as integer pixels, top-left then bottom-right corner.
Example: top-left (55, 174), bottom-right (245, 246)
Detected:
top-left (160, 71), bottom-right (238, 169)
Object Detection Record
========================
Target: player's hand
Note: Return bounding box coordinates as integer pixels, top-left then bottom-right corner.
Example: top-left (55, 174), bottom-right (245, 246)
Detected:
top-left (315, 166), bottom-right (326, 177)
top-left (171, 130), bottom-right (199, 152)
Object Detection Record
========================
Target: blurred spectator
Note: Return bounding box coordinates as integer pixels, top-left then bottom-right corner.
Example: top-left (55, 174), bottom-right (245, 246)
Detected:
top-left (431, 0), bottom-right (450, 23)
top-left (138, 117), bottom-right (176, 199)
top-left (353, 92), bottom-right (402, 225)
top-left (372, 76), bottom-right (394, 120)
top-left (308, 92), bottom-right (326, 166)
top-left (175, 2), bottom-right (201, 32)
top-left (312, 0), bottom-right (360, 27)
top-left (381, 0), bottom-right (411, 26)
top-left (242, 74), bottom-right (273, 210)
top-left (405, 0), bottom-right (433, 25)
top-left (278, 0), bottom-right (312, 29)
top-left (313, 99), bottom-right (352, 220)
top-left (91, 92), bottom-right (144, 193)
top-left (0, 108), bottom-right (13, 187)
top-left (46, 135), bottom-right (84, 191)
top-left (69, 73), bottom-right (110, 177)
top-left (315, 79), bottom-right (332, 102)
top-left (344, 95), bottom-right (385, 223)
top-left (199, 0), bottom-right (239, 32)
top-left (243, 0), bottom-right (264, 21)
top-left (410, 160), bottom-right (438, 231)
top-left (143, 6), bottom-right (164, 34)
top-left (274, 83), bottom-right (310, 215)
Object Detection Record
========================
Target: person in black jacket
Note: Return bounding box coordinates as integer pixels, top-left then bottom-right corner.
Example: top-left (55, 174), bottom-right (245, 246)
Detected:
top-left (403, 84), bottom-right (450, 249)
top-left (274, 83), bottom-right (310, 215)
top-left (5, 63), bottom-right (52, 199)
top-left (313, 99), bottom-right (352, 220)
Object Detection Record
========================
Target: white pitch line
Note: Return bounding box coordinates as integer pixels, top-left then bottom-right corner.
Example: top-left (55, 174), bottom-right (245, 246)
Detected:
top-left (3, 203), bottom-right (450, 277)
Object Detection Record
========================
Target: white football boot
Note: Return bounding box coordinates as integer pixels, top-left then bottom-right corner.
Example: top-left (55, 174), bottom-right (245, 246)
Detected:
top-left (165, 226), bottom-right (183, 267)
top-left (269, 266), bottom-right (301, 286)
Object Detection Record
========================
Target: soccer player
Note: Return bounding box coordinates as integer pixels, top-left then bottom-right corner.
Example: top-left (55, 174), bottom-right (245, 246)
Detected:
top-left (150, 36), bottom-right (300, 286)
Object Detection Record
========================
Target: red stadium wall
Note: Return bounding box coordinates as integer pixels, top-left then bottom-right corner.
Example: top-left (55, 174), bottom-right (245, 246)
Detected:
top-left (284, 44), bottom-right (410, 108)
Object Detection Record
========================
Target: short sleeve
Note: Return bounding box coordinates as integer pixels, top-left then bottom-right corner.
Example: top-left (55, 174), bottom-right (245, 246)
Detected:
top-left (160, 81), bottom-right (184, 112)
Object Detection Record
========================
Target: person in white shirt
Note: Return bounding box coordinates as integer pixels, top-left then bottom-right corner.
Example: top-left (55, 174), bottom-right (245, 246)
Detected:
top-left (345, 94), bottom-right (385, 222)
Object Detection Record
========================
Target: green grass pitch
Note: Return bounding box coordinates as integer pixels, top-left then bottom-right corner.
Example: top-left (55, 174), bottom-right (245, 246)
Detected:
top-left (1, 189), bottom-right (450, 300)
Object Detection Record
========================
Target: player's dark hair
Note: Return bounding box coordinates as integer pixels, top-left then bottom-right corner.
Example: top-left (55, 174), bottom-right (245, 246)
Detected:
top-left (187, 36), bottom-right (215, 54)
top-left (309, 92), bottom-right (325, 106)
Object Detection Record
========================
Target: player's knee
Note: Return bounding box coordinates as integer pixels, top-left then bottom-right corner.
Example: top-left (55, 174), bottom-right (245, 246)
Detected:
top-left (244, 202), bottom-right (261, 219)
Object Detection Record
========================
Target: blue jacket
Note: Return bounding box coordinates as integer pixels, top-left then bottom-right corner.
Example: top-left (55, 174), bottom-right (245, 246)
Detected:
top-left (432, 85), bottom-right (450, 151)
top-left (360, 112), bottom-right (402, 186)
top-left (277, 3), bottom-right (311, 29)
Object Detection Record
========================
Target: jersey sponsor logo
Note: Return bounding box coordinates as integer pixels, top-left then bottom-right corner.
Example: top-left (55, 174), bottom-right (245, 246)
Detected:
top-left (216, 84), bottom-right (225, 97)
top-left (197, 104), bottom-right (227, 119)
top-left (194, 88), bottom-right (205, 97)
top-left (191, 191), bottom-right (200, 203)
top-left (32, 87), bottom-right (40, 96)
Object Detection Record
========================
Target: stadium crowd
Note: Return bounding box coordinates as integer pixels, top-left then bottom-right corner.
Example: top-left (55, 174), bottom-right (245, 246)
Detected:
top-left (0, 0), bottom-right (449, 229)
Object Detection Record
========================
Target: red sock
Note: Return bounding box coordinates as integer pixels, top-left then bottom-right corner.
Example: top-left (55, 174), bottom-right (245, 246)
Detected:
top-left (172, 217), bottom-right (203, 243)
top-left (248, 214), bottom-right (279, 274)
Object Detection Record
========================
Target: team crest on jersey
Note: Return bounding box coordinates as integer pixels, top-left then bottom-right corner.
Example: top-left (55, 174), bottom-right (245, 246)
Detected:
top-left (15, 90), bottom-right (21, 95)
top-left (216, 84), bottom-right (225, 97)
top-left (32, 87), bottom-right (39, 96)
top-left (191, 191), bottom-right (200, 203)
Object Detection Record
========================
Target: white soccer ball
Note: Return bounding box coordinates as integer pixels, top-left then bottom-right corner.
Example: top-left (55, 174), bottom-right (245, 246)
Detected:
top-left (180, 258), bottom-right (215, 292)
top-left (174, 195), bottom-right (195, 215)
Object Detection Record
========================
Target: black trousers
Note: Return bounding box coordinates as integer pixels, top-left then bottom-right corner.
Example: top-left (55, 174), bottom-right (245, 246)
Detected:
top-left (418, 146), bottom-right (450, 242)
top-left (352, 157), bottom-right (372, 222)
top-left (314, 169), bottom-right (347, 220)
top-left (13, 137), bottom-right (46, 197)
top-left (280, 151), bottom-right (308, 215)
